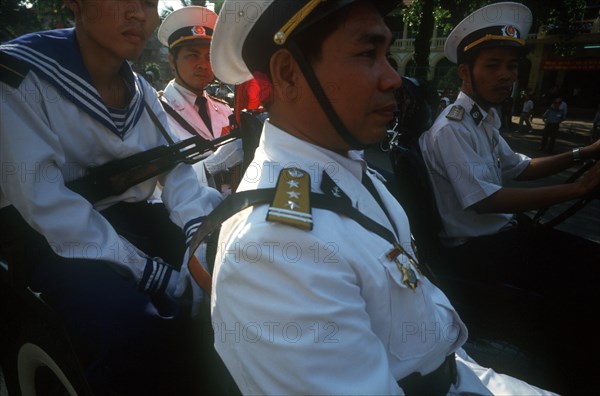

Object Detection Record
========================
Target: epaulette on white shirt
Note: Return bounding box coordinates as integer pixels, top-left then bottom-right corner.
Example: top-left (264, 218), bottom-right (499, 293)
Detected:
top-left (446, 105), bottom-right (465, 121)
top-left (266, 168), bottom-right (313, 231)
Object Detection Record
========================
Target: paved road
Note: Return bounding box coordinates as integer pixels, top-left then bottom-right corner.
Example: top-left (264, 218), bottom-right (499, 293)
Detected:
top-left (365, 116), bottom-right (600, 244)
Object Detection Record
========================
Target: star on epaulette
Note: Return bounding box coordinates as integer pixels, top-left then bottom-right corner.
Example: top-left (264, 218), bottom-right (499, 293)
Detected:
top-left (287, 180), bottom-right (300, 189)
top-left (446, 105), bottom-right (464, 121)
top-left (266, 168), bottom-right (313, 230)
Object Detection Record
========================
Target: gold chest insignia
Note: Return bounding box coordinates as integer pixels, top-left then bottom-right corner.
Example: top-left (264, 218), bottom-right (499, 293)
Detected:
top-left (386, 244), bottom-right (422, 290)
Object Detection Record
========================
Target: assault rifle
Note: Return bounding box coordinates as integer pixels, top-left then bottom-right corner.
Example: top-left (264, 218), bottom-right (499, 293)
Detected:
top-left (66, 129), bottom-right (241, 204)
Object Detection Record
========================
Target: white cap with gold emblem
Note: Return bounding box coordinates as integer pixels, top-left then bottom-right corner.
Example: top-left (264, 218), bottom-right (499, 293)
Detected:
top-left (210, 0), bottom-right (396, 85)
top-left (157, 6), bottom-right (218, 50)
top-left (444, 2), bottom-right (532, 64)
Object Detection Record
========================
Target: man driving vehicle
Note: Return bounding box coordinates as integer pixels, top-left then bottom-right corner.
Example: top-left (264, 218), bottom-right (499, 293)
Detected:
top-left (418, 2), bottom-right (600, 392)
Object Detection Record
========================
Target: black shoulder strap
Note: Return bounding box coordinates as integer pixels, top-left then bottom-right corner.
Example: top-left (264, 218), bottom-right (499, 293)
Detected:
top-left (143, 100), bottom-right (174, 145)
top-left (190, 189), bottom-right (398, 252)
top-left (159, 96), bottom-right (209, 143)
top-left (186, 188), bottom-right (400, 294)
top-left (0, 51), bottom-right (31, 88)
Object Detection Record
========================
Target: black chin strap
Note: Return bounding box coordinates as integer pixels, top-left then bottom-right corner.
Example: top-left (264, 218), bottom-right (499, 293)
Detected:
top-left (287, 41), bottom-right (366, 150)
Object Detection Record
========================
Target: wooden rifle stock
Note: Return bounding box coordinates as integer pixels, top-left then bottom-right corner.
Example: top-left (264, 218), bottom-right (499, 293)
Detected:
top-left (67, 129), bottom-right (241, 204)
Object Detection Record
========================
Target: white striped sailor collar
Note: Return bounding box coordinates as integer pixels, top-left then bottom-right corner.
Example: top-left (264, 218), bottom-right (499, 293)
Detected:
top-left (0, 28), bottom-right (145, 140)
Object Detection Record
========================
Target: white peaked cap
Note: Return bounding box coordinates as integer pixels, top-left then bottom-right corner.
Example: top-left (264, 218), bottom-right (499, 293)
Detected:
top-left (444, 2), bottom-right (532, 64)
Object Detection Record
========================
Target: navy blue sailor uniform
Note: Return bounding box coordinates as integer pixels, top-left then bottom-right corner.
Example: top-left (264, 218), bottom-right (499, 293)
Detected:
top-left (0, 28), bottom-right (222, 395)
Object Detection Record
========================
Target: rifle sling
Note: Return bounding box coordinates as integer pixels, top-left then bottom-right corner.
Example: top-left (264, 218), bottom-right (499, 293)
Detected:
top-left (159, 97), bottom-right (209, 143)
top-left (143, 100), bottom-right (175, 145)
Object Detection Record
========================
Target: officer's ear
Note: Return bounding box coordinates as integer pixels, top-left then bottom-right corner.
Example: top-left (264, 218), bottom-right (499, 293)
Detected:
top-left (168, 52), bottom-right (176, 73)
top-left (458, 63), bottom-right (471, 85)
top-left (270, 49), bottom-right (302, 102)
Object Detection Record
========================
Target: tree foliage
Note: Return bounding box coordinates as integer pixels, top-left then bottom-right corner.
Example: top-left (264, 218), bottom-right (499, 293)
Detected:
top-left (0, 0), bottom-right (72, 41)
top-left (401, 0), bottom-right (593, 82)
top-left (160, 0), bottom-right (224, 20)
top-left (2, 0), bottom-right (594, 59)
top-left (537, 0), bottom-right (587, 56)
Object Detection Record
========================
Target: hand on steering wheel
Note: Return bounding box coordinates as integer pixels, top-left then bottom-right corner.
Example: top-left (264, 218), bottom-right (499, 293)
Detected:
top-left (532, 159), bottom-right (600, 228)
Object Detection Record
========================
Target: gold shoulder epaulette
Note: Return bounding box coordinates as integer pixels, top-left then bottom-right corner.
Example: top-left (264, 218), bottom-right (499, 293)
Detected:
top-left (266, 167), bottom-right (313, 230)
top-left (446, 105), bottom-right (464, 121)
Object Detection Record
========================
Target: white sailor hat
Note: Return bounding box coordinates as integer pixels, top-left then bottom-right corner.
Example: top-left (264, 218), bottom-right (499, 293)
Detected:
top-left (157, 6), bottom-right (218, 50)
top-left (211, 0), bottom-right (397, 85)
top-left (444, 2), bottom-right (532, 64)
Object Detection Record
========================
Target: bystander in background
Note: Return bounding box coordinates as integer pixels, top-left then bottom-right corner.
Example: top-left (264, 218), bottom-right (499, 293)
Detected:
top-left (540, 98), bottom-right (564, 153)
top-left (515, 93), bottom-right (534, 133)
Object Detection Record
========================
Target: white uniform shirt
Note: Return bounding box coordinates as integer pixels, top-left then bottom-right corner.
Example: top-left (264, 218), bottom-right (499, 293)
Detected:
top-left (213, 122), bottom-right (555, 396)
top-left (212, 121), bottom-right (469, 394)
top-left (419, 92), bottom-right (531, 246)
top-left (0, 29), bottom-right (222, 282)
top-left (162, 80), bottom-right (232, 141)
top-left (161, 81), bottom-right (242, 186)
top-left (522, 99), bottom-right (534, 113)
top-left (559, 101), bottom-right (567, 120)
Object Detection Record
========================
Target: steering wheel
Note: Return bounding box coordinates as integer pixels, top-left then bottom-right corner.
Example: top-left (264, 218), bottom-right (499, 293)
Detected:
top-left (531, 159), bottom-right (599, 229)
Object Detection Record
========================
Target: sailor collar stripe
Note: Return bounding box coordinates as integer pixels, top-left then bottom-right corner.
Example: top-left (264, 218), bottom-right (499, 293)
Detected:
top-left (0, 42), bottom-right (144, 139)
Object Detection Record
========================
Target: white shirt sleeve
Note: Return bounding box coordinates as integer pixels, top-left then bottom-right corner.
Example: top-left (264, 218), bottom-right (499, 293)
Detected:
top-left (0, 75), bottom-right (148, 281)
top-left (212, 221), bottom-right (402, 395)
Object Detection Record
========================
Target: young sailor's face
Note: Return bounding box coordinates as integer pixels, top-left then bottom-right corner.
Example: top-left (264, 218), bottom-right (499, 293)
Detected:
top-left (465, 47), bottom-right (520, 105)
top-left (70, 0), bottom-right (160, 61)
